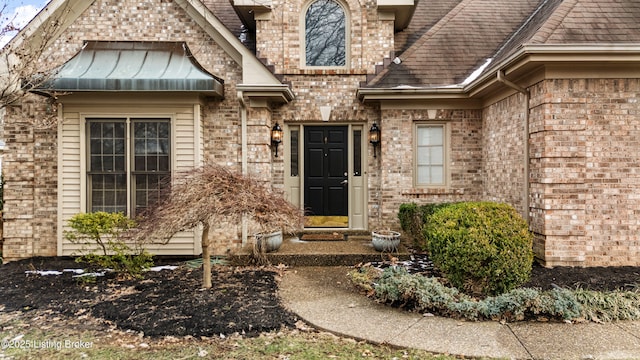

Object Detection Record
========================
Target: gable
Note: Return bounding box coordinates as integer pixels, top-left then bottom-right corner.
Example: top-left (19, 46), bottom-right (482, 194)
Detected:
top-left (8, 0), bottom-right (289, 92)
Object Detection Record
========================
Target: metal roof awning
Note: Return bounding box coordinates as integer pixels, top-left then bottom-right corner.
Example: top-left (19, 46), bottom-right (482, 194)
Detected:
top-left (41, 41), bottom-right (224, 96)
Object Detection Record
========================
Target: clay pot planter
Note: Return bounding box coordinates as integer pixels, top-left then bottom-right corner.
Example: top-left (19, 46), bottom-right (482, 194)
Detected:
top-left (371, 230), bottom-right (401, 252)
top-left (254, 230), bottom-right (283, 252)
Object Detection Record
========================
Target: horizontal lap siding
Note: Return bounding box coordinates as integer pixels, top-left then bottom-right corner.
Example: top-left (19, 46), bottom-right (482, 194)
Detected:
top-left (60, 104), bottom-right (199, 256)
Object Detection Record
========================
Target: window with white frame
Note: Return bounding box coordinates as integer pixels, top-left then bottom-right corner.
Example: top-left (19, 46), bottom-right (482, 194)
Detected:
top-left (87, 118), bottom-right (171, 215)
top-left (304, 0), bottom-right (346, 67)
top-left (415, 124), bottom-right (447, 186)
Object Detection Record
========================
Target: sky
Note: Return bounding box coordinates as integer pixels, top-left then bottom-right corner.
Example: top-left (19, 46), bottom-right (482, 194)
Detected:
top-left (1, 0), bottom-right (50, 47)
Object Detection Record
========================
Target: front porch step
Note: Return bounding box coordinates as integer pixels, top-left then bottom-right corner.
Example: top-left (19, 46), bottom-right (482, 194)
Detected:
top-left (229, 235), bottom-right (410, 266)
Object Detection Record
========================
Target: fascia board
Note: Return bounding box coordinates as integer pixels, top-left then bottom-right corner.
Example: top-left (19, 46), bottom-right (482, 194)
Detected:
top-left (359, 44), bottom-right (640, 102)
top-left (178, 0), bottom-right (285, 86)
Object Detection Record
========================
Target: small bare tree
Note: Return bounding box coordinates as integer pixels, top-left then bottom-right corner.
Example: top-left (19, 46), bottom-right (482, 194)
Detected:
top-left (1, 2), bottom-right (73, 127)
top-left (133, 164), bottom-right (303, 288)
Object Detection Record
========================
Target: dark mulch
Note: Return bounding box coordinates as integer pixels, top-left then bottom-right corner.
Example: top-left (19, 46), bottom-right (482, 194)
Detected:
top-left (0, 257), bottom-right (298, 338)
top-left (1, 256), bottom-right (639, 338)
top-left (524, 263), bottom-right (640, 292)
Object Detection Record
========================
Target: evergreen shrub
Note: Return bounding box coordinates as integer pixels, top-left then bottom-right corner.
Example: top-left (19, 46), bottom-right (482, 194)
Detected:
top-left (423, 201), bottom-right (534, 296)
top-left (398, 202), bottom-right (451, 247)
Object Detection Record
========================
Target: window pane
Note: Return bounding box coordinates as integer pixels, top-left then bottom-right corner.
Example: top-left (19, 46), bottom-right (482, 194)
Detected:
top-left (88, 120), bottom-right (126, 172)
top-left (353, 130), bottom-right (361, 176)
top-left (134, 120), bottom-right (170, 173)
top-left (132, 120), bottom-right (171, 216)
top-left (90, 174), bottom-right (127, 213)
top-left (416, 125), bottom-right (445, 185)
top-left (430, 147), bottom-right (443, 165)
top-left (431, 166), bottom-right (444, 183)
top-left (305, 0), bottom-right (346, 66)
top-left (290, 129), bottom-right (299, 177)
top-left (417, 126), bottom-right (443, 146)
top-left (135, 174), bottom-right (168, 215)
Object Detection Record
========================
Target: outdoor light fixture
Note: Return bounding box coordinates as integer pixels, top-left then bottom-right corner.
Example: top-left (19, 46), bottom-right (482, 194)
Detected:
top-left (271, 122), bottom-right (283, 157)
top-left (369, 122), bottom-right (381, 158)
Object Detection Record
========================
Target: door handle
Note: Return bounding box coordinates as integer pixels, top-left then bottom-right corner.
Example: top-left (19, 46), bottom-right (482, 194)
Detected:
top-left (341, 179), bottom-right (348, 185)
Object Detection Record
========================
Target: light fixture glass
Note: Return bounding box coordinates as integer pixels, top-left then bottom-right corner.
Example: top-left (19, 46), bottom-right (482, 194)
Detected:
top-left (369, 122), bottom-right (381, 158)
top-left (271, 123), bottom-right (283, 157)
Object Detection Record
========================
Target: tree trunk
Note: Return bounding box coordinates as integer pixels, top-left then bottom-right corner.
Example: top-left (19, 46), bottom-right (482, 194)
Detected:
top-left (201, 222), bottom-right (212, 288)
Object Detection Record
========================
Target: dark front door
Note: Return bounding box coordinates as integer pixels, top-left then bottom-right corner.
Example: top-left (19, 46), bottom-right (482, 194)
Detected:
top-left (304, 126), bottom-right (348, 219)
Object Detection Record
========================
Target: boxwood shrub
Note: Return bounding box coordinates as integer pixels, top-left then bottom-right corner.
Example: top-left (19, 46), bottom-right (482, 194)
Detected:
top-left (398, 202), bottom-right (451, 247)
top-left (423, 201), bottom-right (533, 296)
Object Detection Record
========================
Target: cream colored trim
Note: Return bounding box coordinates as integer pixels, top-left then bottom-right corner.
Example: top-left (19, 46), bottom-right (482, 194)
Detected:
top-left (194, 104), bottom-right (202, 167)
top-left (283, 124), bottom-right (302, 208)
top-left (292, 123), bottom-right (368, 230)
top-left (380, 99), bottom-right (482, 110)
top-left (56, 103), bottom-right (64, 256)
top-left (359, 44), bottom-right (640, 102)
top-left (377, 0), bottom-right (416, 31)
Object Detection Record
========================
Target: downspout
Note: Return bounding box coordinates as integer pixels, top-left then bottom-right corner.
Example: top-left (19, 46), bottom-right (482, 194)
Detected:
top-left (237, 91), bottom-right (249, 245)
top-left (497, 70), bottom-right (530, 222)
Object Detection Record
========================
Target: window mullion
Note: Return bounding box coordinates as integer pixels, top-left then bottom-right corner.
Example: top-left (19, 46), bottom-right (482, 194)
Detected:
top-left (126, 117), bottom-right (132, 218)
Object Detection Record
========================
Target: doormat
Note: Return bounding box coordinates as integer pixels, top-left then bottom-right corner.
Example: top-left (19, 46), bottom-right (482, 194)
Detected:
top-left (300, 233), bottom-right (346, 241)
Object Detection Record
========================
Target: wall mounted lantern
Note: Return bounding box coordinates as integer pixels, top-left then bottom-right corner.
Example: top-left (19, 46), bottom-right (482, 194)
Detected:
top-left (271, 122), bottom-right (283, 157)
top-left (369, 122), bottom-right (381, 158)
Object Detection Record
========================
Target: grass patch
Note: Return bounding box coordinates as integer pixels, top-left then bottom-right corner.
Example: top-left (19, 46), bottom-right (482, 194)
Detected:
top-left (0, 317), bottom-right (455, 360)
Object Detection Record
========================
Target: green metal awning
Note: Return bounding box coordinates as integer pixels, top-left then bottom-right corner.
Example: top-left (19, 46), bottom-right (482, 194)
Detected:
top-left (41, 41), bottom-right (224, 96)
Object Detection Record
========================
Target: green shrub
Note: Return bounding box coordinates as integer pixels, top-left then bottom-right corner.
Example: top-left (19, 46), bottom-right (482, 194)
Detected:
top-left (423, 201), bottom-right (534, 296)
top-left (575, 288), bottom-right (640, 322)
top-left (356, 266), bottom-right (583, 322)
top-left (64, 212), bottom-right (152, 279)
top-left (398, 202), bottom-right (451, 247)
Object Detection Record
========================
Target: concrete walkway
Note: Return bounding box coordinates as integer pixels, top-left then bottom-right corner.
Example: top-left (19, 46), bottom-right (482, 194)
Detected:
top-left (278, 266), bottom-right (640, 360)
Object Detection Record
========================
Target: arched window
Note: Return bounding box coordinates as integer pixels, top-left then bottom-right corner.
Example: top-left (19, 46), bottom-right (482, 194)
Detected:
top-left (305, 0), bottom-right (346, 67)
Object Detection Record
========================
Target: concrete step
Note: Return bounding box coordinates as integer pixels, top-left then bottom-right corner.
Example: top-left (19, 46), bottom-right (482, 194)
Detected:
top-left (229, 235), bottom-right (411, 266)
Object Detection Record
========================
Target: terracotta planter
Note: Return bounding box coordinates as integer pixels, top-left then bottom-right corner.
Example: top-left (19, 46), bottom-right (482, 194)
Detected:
top-left (371, 230), bottom-right (401, 252)
top-left (254, 230), bottom-right (283, 252)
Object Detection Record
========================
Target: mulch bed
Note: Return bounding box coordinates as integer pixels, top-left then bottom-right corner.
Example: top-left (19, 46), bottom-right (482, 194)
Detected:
top-left (0, 257), bottom-right (298, 338)
top-left (1, 256), bottom-right (639, 339)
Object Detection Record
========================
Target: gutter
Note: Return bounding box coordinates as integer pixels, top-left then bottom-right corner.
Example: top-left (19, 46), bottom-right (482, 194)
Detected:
top-left (496, 70), bottom-right (530, 222)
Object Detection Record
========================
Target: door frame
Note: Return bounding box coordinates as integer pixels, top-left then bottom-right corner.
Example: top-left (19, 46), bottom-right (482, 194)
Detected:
top-left (284, 123), bottom-right (368, 230)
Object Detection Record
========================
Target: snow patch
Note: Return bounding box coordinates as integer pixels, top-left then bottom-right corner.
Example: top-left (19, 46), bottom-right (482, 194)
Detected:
top-left (461, 58), bottom-right (493, 85)
top-left (148, 265), bottom-right (178, 272)
top-left (25, 270), bottom-right (62, 276)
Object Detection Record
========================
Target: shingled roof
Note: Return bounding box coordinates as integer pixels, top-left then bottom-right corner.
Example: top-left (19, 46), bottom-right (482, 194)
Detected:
top-left (368, 0), bottom-right (640, 89)
top-left (369, 0), bottom-right (547, 88)
top-left (394, 0), bottom-right (463, 57)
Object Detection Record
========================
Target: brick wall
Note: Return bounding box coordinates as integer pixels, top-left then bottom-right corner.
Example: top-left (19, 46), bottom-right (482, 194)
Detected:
top-left (483, 92), bottom-right (527, 215)
top-left (373, 108), bottom-right (484, 230)
top-left (528, 78), bottom-right (640, 266)
top-left (255, 0), bottom-right (393, 74)
top-left (2, 96), bottom-right (57, 259)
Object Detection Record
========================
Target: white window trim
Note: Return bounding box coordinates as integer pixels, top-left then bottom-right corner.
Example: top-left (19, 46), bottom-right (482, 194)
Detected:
top-left (299, 0), bottom-right (350, 70)
top-left (413, 122), bottom-right (450, 188)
